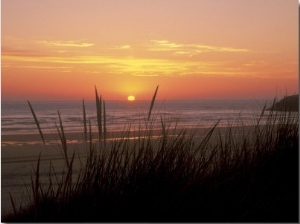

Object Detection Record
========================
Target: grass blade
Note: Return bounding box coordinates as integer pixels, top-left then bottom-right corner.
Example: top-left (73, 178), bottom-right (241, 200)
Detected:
top-left (34, 152), bottom-right (42, 204)
top-left (57, 110), bottom-right (68, 167)
top-left (83, 100), bottom-right (87, 142)
top-left (103, 100), bottom-right (107, 143)
top-left (88, 119), bottom-right (93, 152)
top-left (27, 101), bottom-right (45, 144)
top-left (95, 86), bottom-right (103, 142)
top-left (148, 85), bottom-right (159, 121)
top-left (9, 193), bottom-right (17, 216)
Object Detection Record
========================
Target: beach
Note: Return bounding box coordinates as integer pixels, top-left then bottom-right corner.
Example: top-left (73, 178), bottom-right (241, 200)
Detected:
top-left (1, 124), bottom-right (262, 215)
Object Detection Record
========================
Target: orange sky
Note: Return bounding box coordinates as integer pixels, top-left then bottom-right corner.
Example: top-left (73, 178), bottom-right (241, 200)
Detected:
top-left (1, 1), bottom-right (298, 101)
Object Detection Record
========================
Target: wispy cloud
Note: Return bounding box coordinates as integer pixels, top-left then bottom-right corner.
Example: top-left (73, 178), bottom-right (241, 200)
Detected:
top-left (149, 40), bottom-right (250, 56)
top-left (151, 40), bottom-right (183, 49)
top-left (243, 60), bottom-right (269, 67)
top-left (112, 45), bottom-right (131, 50)
top-left (2, 53), bottom-right (216, 76)
top-left (14, 65), bottom-right (72, 69)
top-left (2, 35), bottom-right (295, 80)
top-left (3, 39), bottom-right (281, 78)
top-left (3, 51), bottom-right (271, 77)
top-left (38, 40), bottom-right (95, 48)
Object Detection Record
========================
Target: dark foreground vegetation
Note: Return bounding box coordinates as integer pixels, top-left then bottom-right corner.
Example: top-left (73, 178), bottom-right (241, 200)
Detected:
top-left (3, 88), bottom-right (299, 222)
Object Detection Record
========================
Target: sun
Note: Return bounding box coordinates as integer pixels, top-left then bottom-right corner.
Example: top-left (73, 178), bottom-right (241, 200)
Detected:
top-left (127, 95), bottom-right (135, 101)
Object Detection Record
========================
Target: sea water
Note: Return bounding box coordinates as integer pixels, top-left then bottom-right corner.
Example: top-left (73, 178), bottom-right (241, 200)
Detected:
top-left (1, 99), bottom-right (270, 135)
top-left (1, 99), bottom-right (271, 215)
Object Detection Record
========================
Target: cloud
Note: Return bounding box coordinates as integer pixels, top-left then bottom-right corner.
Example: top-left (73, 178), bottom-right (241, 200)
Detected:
top-left (2, 51), bottom-right (260, 77)
top-left (151, 40), bottom-right (183, 49)
top-left (243, 60), bottom-right (269, 67)
top-left (2, 52), bottom-right (210, 76)
top-left (112, 45), bottom-right (132, 50)
top-left (2, 40), bottom-right (265, 78)
top-left (38, 40), bottom-right (95, 47)
top-left (1, 46), bottom-right (48, 57)
top-left (3, 36), bottom-right (294, 79)
top-left (148, 40), bottom-right (250, 56)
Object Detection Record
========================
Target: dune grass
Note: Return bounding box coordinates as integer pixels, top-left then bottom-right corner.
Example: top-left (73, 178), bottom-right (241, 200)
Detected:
top-left (2, 89), bottom-right (299, 222)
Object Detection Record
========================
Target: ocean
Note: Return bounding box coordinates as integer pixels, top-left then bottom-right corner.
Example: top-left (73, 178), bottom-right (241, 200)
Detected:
top-left (1, 99), bottom-right (271, 136)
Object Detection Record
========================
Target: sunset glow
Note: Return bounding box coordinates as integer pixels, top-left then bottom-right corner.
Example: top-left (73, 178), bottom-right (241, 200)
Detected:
top-left (1, 1), bottom-right (298, 101)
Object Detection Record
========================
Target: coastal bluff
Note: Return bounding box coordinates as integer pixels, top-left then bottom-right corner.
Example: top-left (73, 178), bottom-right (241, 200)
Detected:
top-left (267, 94), bottom-right (299, 111)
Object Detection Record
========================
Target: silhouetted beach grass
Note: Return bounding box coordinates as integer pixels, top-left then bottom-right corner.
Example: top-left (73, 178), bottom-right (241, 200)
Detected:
top-left (2, 89), bottom-right (299, 222)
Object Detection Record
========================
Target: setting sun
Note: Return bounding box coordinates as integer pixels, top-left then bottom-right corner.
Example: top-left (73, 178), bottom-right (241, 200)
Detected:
top-left (127, 95), bottom-right (135, 101)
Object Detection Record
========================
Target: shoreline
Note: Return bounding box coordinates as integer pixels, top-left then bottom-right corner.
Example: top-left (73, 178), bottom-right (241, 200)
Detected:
top-left (1, 124), bottom-right (264, 163)
top-left (1, 124), bottom-right (262, 146)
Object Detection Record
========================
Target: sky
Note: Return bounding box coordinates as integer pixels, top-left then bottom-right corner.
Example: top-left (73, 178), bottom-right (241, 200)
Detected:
top-left (1, 0), bottom-right (298, 101)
